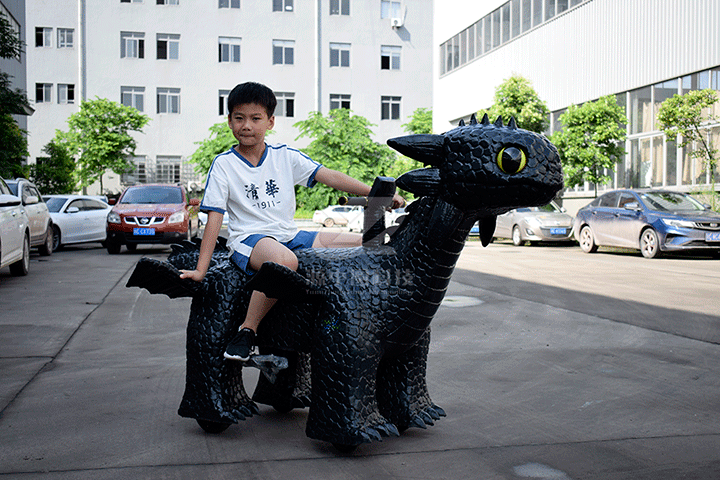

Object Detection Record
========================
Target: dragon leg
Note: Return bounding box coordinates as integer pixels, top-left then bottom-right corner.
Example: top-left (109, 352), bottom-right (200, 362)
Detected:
top-left (376, 328), bottom-right (446, 431)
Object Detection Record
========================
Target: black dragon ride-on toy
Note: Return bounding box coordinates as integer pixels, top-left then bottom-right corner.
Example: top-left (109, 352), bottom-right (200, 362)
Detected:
top-left (126, 114), bottom-right (564, 452)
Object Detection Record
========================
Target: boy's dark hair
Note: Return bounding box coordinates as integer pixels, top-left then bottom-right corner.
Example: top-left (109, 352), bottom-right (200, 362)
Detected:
top-left (227, 82), bottom-right (277, 117)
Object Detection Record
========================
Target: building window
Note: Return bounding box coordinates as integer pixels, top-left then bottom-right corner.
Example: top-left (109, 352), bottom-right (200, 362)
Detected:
top-left (57, 28), bottom-right (74, 48)
top-left (156, 156), bottom-right (182, 184)
top-left (330, 0), bottom-right (349, 15)
top-left (121, 86), bottom-right (145, 112)
top-left (157, 34), bottom-right (180, 60)
top-left (219, 0), bottom-right (240, 7)
top-left (219, 90), bottom-right (230, 115)
top-left (381, 45), bottom-right (401, 70)
top-left (121, 32), bottom-right (145, 58)
top-left (275, 92), bottom-right (295, 117)
top-left (381, 96), bottom-right (401, 120)
top-left (330, 43), bottom-right (350, 67)
top-left (380, 0), bottom-right (400, 19)
top-left (330, 94), bottom-right (350, 110)
top-left (35, 27), bottom-right (52, 47)
top-left (36, 83), bottom-right (52, 103)
top-left (122, 157), bottom-right (148, 184)
top-left (273, 40), bottom-right (294, 65)
top-left (157, 0), bottom-right (179, 4)
top-left (273, 0), bottom-right (293, 12)
top-left (218, 37), bottom-right (241, 63)
top-left (157, 87), bottom-right (180, 114)
top-left (58, 84), bottom-right (75, 104)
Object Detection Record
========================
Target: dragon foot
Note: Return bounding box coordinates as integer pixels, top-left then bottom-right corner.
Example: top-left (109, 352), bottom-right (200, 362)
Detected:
top-left (402, 404), bottom-right (446, 431)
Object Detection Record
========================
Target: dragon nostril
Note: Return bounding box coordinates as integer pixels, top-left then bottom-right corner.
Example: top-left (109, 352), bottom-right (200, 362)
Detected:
top-left (497, 146), bottom-right (527, 175)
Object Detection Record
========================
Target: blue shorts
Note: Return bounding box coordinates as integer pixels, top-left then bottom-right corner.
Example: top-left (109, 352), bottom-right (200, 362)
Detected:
top-left (230, 230), bottom-right (318, 275)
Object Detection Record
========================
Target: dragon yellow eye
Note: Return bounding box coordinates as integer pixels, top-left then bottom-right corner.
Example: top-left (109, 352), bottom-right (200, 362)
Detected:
top-left (497, 147), bottom-right (527, 175)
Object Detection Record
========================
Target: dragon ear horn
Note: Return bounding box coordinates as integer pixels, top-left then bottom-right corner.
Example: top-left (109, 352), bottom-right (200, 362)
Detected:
top-left (481, 113), bottom-right (490, 125)
top-left (458, 119), bottom-right (466, 126)
top-left (469, 113), bottom-right (478, 125)
top-left (494, 116), bottom-right (504, 127)
top-left (508, 116), bottom-right (518, 129)
top-left (388, 134), bottom-right (445, 167)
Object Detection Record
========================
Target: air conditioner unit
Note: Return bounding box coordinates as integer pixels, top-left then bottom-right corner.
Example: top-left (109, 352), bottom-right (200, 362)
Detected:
top-left (391, 17), bottom-right (403, 28)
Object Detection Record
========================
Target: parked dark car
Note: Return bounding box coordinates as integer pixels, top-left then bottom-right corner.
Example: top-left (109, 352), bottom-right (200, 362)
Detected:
top-left (573, 189), bottom-right (720, 258)
top-left (106, 184), bottom-right (200, 254)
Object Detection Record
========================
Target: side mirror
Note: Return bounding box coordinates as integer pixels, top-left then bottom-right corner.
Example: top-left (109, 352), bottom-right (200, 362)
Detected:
top-left (24, 195), bottom-right (39, 205)
top-left (624, 202), bottom-right (641, 211)
top-left (67, 206), bottom-right (80, 214)
top-left (0, 194), bottom-right (21, 208)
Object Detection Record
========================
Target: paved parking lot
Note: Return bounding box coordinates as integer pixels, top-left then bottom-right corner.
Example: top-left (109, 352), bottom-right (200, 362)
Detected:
top-left (1, 238), bottom-right (719, 479)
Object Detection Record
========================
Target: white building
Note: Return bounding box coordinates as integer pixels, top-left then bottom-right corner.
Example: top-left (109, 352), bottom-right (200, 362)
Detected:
top-left (25, 0), bottom-right (433, 195)
top-left (435, 0), bottom-right (720, 213)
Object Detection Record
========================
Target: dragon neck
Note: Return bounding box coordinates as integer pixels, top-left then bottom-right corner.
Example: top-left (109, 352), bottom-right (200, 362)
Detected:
top-left (385, 197), bottom-right (476, 324)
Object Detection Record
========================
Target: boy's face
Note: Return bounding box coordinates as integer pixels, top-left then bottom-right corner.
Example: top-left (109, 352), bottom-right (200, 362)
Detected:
top-left (228, 103), bottom-right (275, 150)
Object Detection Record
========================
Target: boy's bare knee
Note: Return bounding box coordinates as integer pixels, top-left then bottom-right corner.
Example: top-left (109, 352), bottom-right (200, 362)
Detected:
top-left (276, 250), bottom-right (298, 271)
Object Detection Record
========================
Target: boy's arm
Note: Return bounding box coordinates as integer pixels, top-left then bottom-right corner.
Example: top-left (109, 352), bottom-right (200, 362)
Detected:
top-left (314, 167), bottom-right (406, 208)
top-left (179, 210), bottom-right (224, 282)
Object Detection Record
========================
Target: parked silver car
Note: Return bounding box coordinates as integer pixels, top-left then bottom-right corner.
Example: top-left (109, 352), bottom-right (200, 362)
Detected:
top-left (493, 201), bottom-right (574, 246)
top-left (574, 189), bottom-right (720, 258)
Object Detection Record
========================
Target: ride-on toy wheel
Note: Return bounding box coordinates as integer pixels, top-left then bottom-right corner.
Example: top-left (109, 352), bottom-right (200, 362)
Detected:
top-left (196, 419), bottom-right (232, 434)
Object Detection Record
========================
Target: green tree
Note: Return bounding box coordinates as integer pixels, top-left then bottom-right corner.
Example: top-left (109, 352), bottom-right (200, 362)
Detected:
top-left (550, 95), bottom-right (627, 197)
top-left (478, 75), bottom-right (549, 133)
top-left (28, 140), bottom-right (76, 194)
top-left (293, 109), bottom-right (396, 213)
top-left (657, 89), bottom-right (719, 209)
top-left (402, 107), bottom-right (433, 135)
top-left (188, 122), bottom-right (237, 175)
top-left (55, 97), bottom-right (149, 192)
top-left (0, 12), bottom-right (30, 178)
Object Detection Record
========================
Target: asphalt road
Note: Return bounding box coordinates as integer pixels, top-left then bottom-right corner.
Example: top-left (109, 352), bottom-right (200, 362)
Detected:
top-left (1, 238), bottom-right (719, 479)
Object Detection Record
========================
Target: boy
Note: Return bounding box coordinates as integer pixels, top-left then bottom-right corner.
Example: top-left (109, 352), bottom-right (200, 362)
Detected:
top-left (180, 82), bottom-right (404, 361)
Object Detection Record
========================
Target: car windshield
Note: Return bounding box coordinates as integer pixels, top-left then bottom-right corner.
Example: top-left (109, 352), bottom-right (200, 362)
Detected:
top-left (517, 203), bottom-right (559, 213)
top-left (120, 186), bottom-right (182, 204)
top-left (639, 192), bottom-right (706, 212)
top-left (45, 197), bottom-right (68, 212)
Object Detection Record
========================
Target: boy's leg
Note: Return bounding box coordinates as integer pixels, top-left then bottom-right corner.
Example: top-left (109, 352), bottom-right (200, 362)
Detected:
top-left (225, 237), bottom-right (298, 361)
top-left (312, 231), bottom-right (362, 248)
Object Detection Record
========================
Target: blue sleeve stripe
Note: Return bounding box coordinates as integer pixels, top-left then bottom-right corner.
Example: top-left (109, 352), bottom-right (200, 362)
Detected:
top-left (200, 205), bottom-right (226, 214)
top-left (307, 164), bottom-right (323, 187)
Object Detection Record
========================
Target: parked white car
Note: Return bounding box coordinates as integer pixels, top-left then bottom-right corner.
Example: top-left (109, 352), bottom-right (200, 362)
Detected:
top-left (0, 178), bottom-right (31, 276)
top-left (4, 178), bottom-right (53, 256)
top-left (347, 206), bottom-right (408, 233)
top-left (43, 195), bottom-right (112, 251)
top-left (312, 205), bottom-right (363, 227)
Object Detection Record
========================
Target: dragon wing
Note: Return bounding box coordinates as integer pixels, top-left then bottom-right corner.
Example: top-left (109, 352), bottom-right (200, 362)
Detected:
top-left (126, 257), bottom-right (205, 299)
top-left (245, 261), bottom-right (328, 302)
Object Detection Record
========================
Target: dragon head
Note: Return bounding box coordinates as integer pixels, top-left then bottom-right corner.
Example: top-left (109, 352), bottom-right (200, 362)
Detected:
top-left (388, 114), bottom-right (564, 216)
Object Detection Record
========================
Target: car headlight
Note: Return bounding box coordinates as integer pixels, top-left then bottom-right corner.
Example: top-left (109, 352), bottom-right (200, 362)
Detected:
top-left (107, 211), bottom-right (121, 224)
top-left (168, 211), bottom-right (185, 224)
top-left (662, 218), bottom-right (695, 229)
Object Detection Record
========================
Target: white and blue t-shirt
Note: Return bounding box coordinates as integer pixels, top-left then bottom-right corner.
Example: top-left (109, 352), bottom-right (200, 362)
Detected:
top-left (201, 143), bottom-right (323, 255)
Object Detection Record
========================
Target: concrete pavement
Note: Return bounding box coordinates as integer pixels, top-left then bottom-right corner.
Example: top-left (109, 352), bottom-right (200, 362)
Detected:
top-left (1, 241), bottom-right (719, 479)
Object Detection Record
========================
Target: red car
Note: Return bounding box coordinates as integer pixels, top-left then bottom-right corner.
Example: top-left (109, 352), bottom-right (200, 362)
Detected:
top-left (106, 184), bottom-right (199, 254)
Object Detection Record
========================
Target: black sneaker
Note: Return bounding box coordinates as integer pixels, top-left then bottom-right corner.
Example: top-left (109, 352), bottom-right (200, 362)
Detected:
top-left (224, 328), bottom-right (256, 361)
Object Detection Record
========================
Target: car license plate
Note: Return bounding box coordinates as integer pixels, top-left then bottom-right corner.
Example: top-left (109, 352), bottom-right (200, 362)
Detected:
top-left (550, 228), bottom-right (567, 235)
top-left (706, 232), bottom-right (720, 242)
top-left (134, 228), bottom-right (155, 236)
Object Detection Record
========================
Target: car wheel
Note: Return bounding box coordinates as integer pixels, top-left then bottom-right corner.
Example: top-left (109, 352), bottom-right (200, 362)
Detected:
top-left (51, 225), bottom-right (62, 251)
top-left (107, 239), bottom-right (122, 254)
top-left (39, 224), bottom-right (54, 256)
top-left (323, 218), bottom-right (334, 228)
top-left (640, 228), bottom-right (661, 259)
top-left (512, 225), bottom-right (524, 246)
top-left (579, 225), bottom-right (598, 253)
top-left (10, 234), bottom-right (30, 276)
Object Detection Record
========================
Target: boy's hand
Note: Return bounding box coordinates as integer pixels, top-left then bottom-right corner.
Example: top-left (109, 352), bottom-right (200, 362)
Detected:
top-left (391, 193), bottom-right (407, 209)
top-left (179, 269), bottom-right (205, 282)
